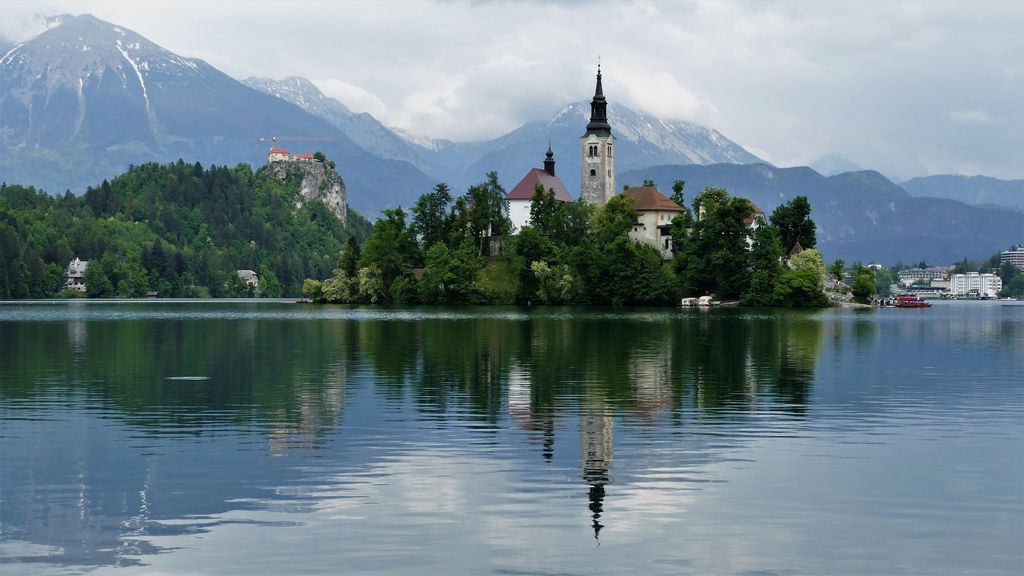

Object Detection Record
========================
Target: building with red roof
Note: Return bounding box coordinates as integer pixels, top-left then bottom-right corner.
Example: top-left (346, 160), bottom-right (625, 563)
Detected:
top-left (622, 186), bottom-right (684, 259)
top-left (506, 146), bottom-right (574, 232)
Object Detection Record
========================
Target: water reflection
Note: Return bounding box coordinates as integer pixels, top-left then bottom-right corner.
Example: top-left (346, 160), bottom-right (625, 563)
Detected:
top-left (1, 302), bottom-right (1021, 574)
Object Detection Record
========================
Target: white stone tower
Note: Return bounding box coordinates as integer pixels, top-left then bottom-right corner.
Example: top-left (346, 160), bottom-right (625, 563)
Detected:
top-left (580, 65), bottom-right (615, 205)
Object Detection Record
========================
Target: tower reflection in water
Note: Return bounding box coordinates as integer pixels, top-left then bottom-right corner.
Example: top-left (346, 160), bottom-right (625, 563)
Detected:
top-left (580, 402), bottom-right (613, 540)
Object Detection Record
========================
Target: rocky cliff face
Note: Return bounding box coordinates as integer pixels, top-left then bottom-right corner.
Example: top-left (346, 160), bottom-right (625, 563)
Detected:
top-left (265, 159), bottom-right (347, 225)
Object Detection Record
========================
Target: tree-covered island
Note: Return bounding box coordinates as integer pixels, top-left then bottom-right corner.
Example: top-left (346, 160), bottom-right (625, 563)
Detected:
top-left (304, 174), bottom-right (830, 308)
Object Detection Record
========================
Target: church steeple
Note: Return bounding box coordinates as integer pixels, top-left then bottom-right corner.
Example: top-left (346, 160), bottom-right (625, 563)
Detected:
top-left (584, 64), bottom-right (611, 137)
top-left (580, 62), bottom-right (616, 206)
top-left (543, 144), bottom-right (556, 176)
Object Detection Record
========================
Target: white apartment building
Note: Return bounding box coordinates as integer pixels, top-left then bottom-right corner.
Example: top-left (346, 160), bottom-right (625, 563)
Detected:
top-left (949, 272), bottom-right (1002, 297)
top-left (1000, 245), bottom-right (1024, 271)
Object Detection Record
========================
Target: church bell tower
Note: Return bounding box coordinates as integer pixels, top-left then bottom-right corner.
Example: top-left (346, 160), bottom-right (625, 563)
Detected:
top-left (581, 64), bottom-right (615, 205)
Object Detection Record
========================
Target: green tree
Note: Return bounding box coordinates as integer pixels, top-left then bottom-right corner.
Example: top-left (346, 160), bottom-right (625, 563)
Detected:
top-left (774, 268), bottom-right (829, 307)
top-left (362, 208), bottom-right (419, 298)
top-left (789, 249), bottom-right (827, 291)
top-left (770, 195), bottom-right (817, 252)
top-left (851, 269), bottom-right (876, 303)
top-left (337, 236), bottom-right (362, 277)
top-left (742, 225), bottom-right (783, 306)
top-left (411, 183), bottom-right (453, 250)
top-left (85, 257), bottom-right (113, 297)
top-left (670, 180), bottom-right (686, 208)
top-left (829, 259), bottom-right (846, 281)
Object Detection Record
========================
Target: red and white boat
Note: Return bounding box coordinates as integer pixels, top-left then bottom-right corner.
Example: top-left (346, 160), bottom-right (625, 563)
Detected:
top-left (894, 295), bottom-right (931, 308)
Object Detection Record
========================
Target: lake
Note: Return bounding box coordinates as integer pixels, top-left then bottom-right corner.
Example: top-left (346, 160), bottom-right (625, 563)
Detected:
top-left (1, 300), bottom-right (1022, 575)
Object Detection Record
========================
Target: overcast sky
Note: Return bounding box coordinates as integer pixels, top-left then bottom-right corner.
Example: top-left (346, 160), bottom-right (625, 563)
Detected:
top-left (2, 0), bottom-right (1022, 179)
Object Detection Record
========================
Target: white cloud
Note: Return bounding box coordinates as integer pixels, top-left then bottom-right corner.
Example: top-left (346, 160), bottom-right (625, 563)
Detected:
top-left (946, 109), bottom-right (994, 125)
top-left (315, 78), bottom-right (388, 119)
top-left (1, 0), bottom-right (1022, 178)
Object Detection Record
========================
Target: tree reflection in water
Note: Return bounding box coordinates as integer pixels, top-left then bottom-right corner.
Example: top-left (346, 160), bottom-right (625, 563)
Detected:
top-left (0, 305), bottom-right (824, 566)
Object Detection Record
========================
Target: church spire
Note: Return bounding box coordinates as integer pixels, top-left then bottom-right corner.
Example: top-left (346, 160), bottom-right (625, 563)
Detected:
top-left (543, 143), bottom-right (556, 176)
top-left (584, 64), bottom-right (611, 137)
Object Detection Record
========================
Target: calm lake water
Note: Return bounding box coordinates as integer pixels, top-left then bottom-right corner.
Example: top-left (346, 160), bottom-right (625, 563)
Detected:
top-left (1, 300), bottom-right (1022, 575)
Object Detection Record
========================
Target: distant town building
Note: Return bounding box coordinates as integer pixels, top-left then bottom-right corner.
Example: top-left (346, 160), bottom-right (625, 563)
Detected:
top-left (866, 263), bottom-right (886, 271)
top-left (267, 147), bottom-right (316, 164)
top-left (64, 257), bottom-right (89, 292)
top-left (580, 65), bottom-right (615, 206)
top-left (622, 186), bottom-right (685, 258)
top-left (505, 146), bottom-right (573, 232)
top-left (897, 266), bottom-right (950, 286)
top-left (236, 269), bottom-right (260, 289)
top-left (949, 272), bottom-right (1002, 297)
top-left (1000, 245), bottom-right (1024, 271)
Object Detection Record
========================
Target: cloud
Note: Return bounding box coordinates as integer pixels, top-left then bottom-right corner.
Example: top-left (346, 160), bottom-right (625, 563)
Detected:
top-left (946, 109), bottom-right (994, 125)
top-left (1, 0), bottom-right (1022, 178)
top-left (316, 78), bottom-right (388, 120)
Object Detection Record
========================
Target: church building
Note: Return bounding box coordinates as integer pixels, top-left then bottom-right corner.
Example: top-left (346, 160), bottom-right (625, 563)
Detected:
top-left (505, 146), bottom-right (574, 232)
top-left (581, 65), bottom-right (616, 205)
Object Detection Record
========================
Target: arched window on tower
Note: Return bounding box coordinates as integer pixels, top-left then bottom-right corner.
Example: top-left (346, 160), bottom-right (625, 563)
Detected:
top-left (590, 169), bottom-right (597, 176)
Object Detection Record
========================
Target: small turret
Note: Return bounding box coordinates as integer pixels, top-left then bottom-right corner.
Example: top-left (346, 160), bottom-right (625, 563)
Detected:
top-left (543, 144), bottom-right (556, 176)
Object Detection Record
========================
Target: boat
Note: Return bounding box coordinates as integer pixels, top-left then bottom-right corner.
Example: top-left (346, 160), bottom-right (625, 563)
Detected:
top-left (894, 295), bottom-right (931, 308)
top-left (296, 297), bottom-right (312, 304)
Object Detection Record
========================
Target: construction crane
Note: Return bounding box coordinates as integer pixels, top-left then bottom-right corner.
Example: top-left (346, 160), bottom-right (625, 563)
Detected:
top-left (258, 136), bottom-right (334, 148)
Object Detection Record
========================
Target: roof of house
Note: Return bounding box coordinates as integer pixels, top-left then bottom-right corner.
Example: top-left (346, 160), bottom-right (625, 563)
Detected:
top-left (621, 186), bottom-right (684, 212)
top-left (506, 168), bottom-right (574, 202)
top-left (789, 242), bottom-right (804, 257)
top-left (66, 259), bottom-right (88, 277)
top-left (293, 153), bottom-right (314, 159)
top-left (236, 269), bottom-right (258, 278)
top-left (743, 200), bottom-right (766, 226)
top-left (269, 147), bottom-right (290, 155)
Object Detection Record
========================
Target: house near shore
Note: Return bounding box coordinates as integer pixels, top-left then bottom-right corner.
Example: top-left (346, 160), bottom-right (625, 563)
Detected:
top-left (621, 186), bottom-right (685, 259)
top-left (64, 258), bottom-right (89, 292)
top-left (505, 146), bottom-right (574, 232)
top-left (236, 269), bottom-right (259, 289)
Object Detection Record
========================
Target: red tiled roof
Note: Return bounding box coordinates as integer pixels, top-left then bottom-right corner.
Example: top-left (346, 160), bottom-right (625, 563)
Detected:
top-left (506, 169), bottom-right (574, 202)
top-left (622, 186), bottom-right (684, 212)
top-left (293, 153), bottom-right (314, 159)
top-left (269, 147), bottom-right (290, 155)
top-left (743, 199), bottom-right (766, 225)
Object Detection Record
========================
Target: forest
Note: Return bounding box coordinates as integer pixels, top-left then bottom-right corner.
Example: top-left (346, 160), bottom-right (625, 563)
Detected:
top-left (0, 160), bottom-right (370, 299)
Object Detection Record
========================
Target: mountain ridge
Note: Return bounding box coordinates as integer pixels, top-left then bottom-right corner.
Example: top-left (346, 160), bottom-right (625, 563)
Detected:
top-left (620, 163), bottom-right (1022, 264)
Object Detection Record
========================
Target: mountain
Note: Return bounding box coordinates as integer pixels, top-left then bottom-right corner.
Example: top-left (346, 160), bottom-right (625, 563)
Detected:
top-left (620, 163), bottom-right (1023, 264)
top-left (810, 154), bottom-right (863, 176)
top-left (900, 175), bottom-right (1024, 212)
top-left (439, 103), bottom-right (761, 195)
top-left (242, 76), bottom-right (440, 176)
top-left (0, 15), bottom-right (434, 215)
top-left (243, 75), bottom-right (763, 196)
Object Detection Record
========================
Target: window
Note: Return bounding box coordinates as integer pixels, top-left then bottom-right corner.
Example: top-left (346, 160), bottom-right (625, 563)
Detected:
top-left (590, 169), bottom-right (596, 176)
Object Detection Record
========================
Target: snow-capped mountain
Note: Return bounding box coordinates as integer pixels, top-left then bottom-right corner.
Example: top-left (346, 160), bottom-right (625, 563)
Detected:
top-left (241, 75), bottom-right (763, 194)
top-left (0, 14), bottom-right (435, 215)
top-left (243, 76), bottom-right (352, 126)
top-left (243, 75), bottom-right (448, 176)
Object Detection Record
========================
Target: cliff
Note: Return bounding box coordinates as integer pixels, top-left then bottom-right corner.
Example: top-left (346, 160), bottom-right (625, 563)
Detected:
top-left (264, 158), bottom-right (348, 225)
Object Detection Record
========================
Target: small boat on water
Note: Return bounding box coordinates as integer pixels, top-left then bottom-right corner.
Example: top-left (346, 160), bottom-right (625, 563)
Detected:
top-left (296, 297), bottom-right (312, 304)
top-left (893, 295), bottom-right (931, 308)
